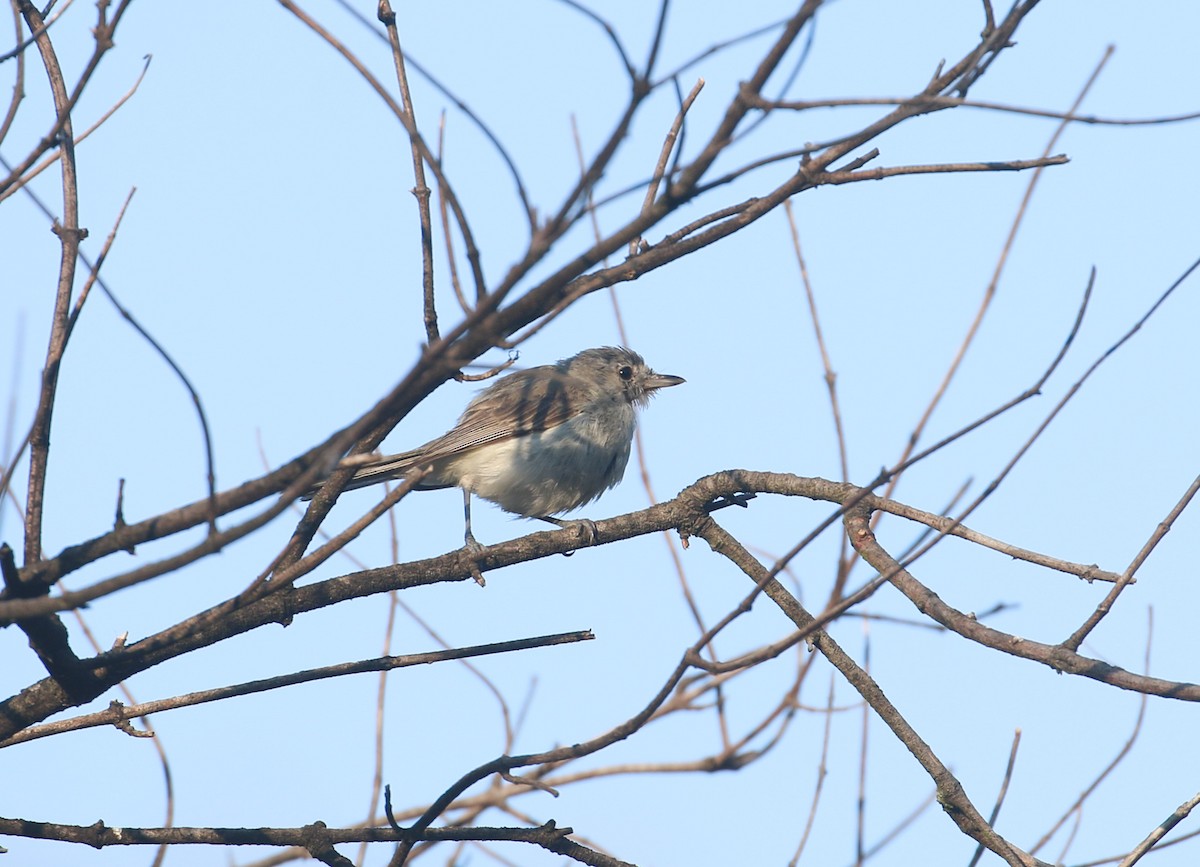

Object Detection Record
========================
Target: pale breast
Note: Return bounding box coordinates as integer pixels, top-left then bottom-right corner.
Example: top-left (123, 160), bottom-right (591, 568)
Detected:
top-left (450, 402), bottom-right (636, 517)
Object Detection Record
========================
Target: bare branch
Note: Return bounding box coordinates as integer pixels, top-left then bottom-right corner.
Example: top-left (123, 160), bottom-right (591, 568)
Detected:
top-left (1062, 471), bottom-right (1200, 650)
top-left (745, 92), bottom-right (1200, 127)
top-left (279, 0), bottom-right (486, 298)
top-left (1118, 791), bottom-right (1200, 867)
top-left (968, 730), bottom-right (1023, 867)
top-left (0, 53), bottom-right (151, 205)
top-left (694, 518), bottom-right (1045, 867)
top-left (631, 77), bottom-right (705, 255)
top-left (19, 0), bottom-right (83, 564)
top-left (1, 631), bottom-right (592, 747)
top-left (378, 0), bottom-right (438, 343)
top-left (880, 47), bottom-right (1114, 512)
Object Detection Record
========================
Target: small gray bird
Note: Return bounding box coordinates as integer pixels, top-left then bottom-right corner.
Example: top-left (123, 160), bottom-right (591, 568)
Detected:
top-left (313, 346), bottom-right (684, 548)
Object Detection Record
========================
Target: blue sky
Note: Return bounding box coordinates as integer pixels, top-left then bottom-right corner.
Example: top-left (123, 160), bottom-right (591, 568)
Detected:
top-left (4, 2), bottom-right (1200, 865)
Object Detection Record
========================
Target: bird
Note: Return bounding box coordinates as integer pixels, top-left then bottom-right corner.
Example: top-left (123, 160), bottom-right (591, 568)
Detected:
top-left (309, 346), bottom-right (684, 549)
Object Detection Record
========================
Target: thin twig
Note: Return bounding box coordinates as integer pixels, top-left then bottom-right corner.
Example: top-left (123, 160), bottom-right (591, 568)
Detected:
top-left (11, 167), bottom-right (220, 536)
top-left (697, 519), bottom-right (1041, 867)
top-left (0, 815), bottom-right (625, 862)
top-left (331, 0), bottom-right (537, 231)
top-left (823, 153), bottom-right (1067, 183)
top-left (968, 730), bottom-right (1023, 867)
top-left (873, 495), bottom-right (1120, 584)
top-left (783, 198), bottom-right (853, 601)
top-left (855, 621), bottom-right (870, 866)
top-left (0, 52), bottom-right (151, 205)
top-left (1062, 472), bottom-right (1200, 650)
top-left (66, 186), bottom-right (136, 339)
top-left (62, 603), bottom-right (174, 867)
top-left (19, 0), bottom-right (83, 565)
top-left (1031, 614), bottom-right (1153, 855)
top-left (0, 1), bottom-right (133, 199)
top-left (877, 47), bottom-right (1112, 514)
top-left (435, 111), bottom-right (472, 311)
top-left (789, 675), bottom-right (835, 865)
top-left (1117, 791), bottom-right (1200, 867)
top-left (745, 92), bottom-right (1200, 127)
top-left (631, 77), bottom-right (704, 254)
top-left (0, 0), bottom-right (72, 65)
top-left (456, 352), bottom-right (517, 382)
top-left (553, 0), bottom-right (637, 82)
top-left (2, 631), bottom-right (592, 747)
top-left (279, 0), bottom-right (485, 297)
top-left (378, 0), bottom-right (438, 343)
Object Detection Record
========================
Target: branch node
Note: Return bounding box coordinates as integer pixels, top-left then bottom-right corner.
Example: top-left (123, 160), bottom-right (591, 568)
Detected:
top-left (502, 771), bottom-right (560, 796)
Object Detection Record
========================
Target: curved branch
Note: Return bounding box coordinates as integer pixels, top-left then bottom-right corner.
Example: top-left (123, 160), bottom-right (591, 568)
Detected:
top-left (6, 471), bottom-right (1196, 746)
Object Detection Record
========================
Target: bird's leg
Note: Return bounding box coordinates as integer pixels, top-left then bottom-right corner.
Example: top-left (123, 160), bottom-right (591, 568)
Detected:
top-left (462, 489), bottom-right (486, 586)
top-left (539, 515), bottom-right (598, 548)
top-left (462, 488), bottom-right (481, 549)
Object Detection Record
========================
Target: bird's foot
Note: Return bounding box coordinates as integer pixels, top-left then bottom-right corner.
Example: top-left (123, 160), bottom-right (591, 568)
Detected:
top-left (540, 516), bottom-right (599, 554)
top-left (463, 532), bottom-right (487, 586)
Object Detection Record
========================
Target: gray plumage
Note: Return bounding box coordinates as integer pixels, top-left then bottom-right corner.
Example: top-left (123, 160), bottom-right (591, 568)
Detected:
top-left (314, 346), bottom-right (684, 545)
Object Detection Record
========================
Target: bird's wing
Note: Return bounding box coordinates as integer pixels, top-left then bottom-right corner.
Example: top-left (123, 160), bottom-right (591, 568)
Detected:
top-left (305, 366), bottom-right (586, 497)
top-left (416, 365), bottom-right (583, 460)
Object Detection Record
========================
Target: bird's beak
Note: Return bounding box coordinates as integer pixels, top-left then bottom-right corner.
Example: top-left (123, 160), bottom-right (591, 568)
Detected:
top-left (646, 372), bottom-right (686, 391)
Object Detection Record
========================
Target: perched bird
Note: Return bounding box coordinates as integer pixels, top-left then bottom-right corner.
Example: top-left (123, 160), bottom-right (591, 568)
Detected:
top-left (311, 346), bottom-right (684, 548)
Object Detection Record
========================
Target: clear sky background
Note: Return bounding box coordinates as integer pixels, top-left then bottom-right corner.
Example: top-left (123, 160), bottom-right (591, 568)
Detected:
top-left (4, 2), bottom-right (1200, 866)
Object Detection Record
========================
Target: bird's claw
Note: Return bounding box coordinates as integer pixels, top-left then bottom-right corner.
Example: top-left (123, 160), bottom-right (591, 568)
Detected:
top-left (704, 492), bottom-right (756, 513)
top-left (540, 516), bottom-right (598, 555)
top-left (463, 533), bottom-right (486, 586)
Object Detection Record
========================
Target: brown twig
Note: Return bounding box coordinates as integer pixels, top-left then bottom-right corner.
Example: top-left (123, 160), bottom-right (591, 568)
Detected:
top-left (873, 495), bottom-right (1120, 584)
top-left (783, 198), bottom-right (853, 600)
top-left (0, 1), bottom-right (30, 149)
top-left (455, 352), bottom-right (517, 382)
top-left (278, 0), bottom-right (485, 298)
top-left (0, 52), bottom-right (151, 205)
top-left (0, 1), bottom-right (132, 199)
top-left (569, 109), bottom-right (724, 739)
top-left (1062, 472), bottom-right (1200, 651)
top-left (696, 518), bottom-right (1044, 867)
top-left (789, 675), bottom-right (836, 865)
top-left (968, 730), bottom-right (1023, 867)
top-left (843, 492), bottom-right (1198, 697)
top-left (855, 622), bottom-right (871, 866)
top-left (630, 77), bottom-right (705, 255)
top-left (435, 111), bottom-right (472, 311)
top-left (1117, 791), bottom-right (1200, 867)
top-left (12, 169), bottom-right (220, 535)
top-left (378, 0), bottom-right (438, 343)
top-left (19, 0), bottom-right (83, 565)
top-left (877, 47), bottom-right (1112, 514)
top-left (0, 815), bottom-right (625, 863)
top-left (15, 468), bottom-right (1197, 749)
top-left (746, 92), bottom-right (1200, 126)
top-left (66, 186), bottom-right (136, 338)
top-left (330, 0), bottom-right (537, 231)
top-left (1030, 614), bottom-right (1153, 856)
top-left (1, 631), bottom-right (592, 747)
top-left (0, 0), bottom-right (70, 64)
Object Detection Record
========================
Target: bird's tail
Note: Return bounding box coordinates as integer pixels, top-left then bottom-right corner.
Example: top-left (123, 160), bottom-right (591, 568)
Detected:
top-left (301, 450), bottom-right (435, 500)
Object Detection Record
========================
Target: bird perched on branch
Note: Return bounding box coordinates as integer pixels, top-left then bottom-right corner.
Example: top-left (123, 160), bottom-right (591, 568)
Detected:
top-left (308, 346), bottom-right (684, 549)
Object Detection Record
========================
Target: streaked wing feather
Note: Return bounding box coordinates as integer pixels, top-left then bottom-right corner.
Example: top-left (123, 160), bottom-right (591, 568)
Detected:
top-left (414, 366), bottom-right (582, 460)
top-left (333, 366), bottom-right (584, 493)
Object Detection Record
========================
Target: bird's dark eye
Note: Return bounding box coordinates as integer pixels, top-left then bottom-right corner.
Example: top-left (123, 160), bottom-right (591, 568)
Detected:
top-left (618, 365), bottom-right (634, 381)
